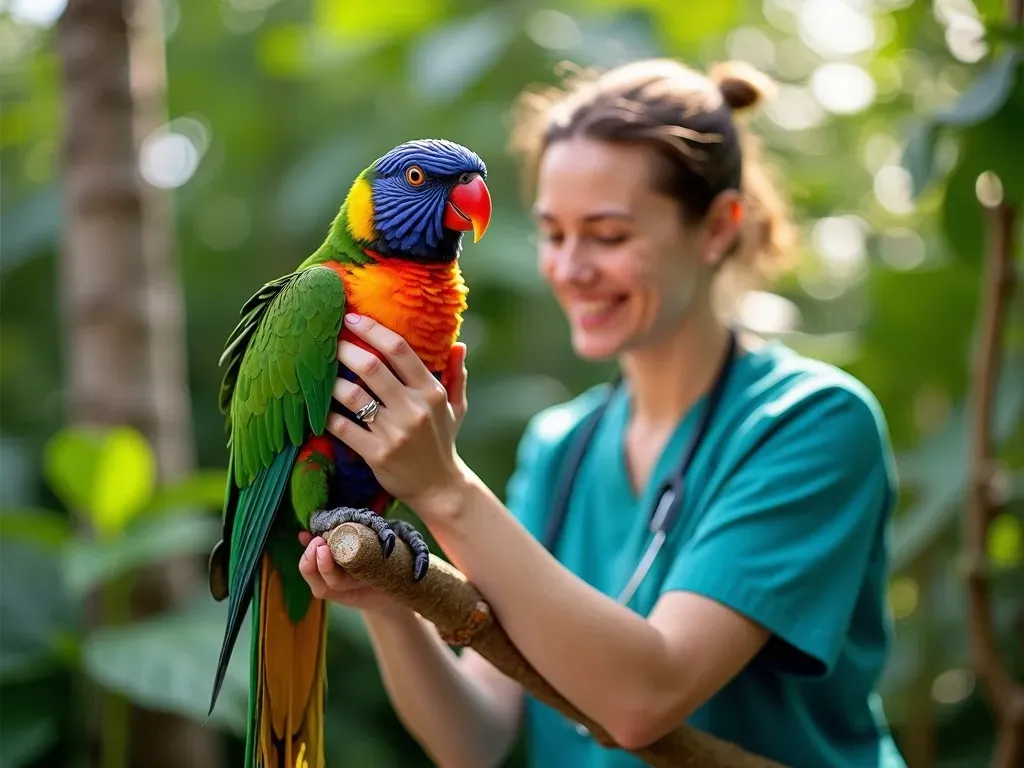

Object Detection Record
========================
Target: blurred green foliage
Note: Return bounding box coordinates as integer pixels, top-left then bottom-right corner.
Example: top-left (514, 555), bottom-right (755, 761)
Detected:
top-left (1, 0), bottom-right (1022, 766)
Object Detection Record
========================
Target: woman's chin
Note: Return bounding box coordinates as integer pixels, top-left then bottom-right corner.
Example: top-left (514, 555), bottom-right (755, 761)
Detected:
top-left (569, 328), bottom-right (627, 361)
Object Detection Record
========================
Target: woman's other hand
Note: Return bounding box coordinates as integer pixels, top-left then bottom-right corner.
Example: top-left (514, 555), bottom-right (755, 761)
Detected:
top-left (297, 530), bottom-right (407, 616)
top-left (326, 313), bottom-right (469, 516)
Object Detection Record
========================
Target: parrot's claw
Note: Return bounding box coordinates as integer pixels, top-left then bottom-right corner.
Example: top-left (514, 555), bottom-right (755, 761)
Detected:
top-left (308, 507), bottom-right (430, 581)
top-left (387, 518), bottom-right (430, 582)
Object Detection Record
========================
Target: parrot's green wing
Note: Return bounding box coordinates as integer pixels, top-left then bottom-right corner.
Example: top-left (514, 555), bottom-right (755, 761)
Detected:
top-left (207, 264), bottom-right (346, 713)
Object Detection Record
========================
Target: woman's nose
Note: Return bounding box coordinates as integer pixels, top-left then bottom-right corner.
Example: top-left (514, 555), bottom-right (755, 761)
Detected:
top-left (549, 239), bottom-right (596, 286)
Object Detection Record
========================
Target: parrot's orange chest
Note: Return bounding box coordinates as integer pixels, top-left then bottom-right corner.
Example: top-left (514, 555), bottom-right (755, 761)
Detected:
top-left (327, 256), bottom-right (468, 374)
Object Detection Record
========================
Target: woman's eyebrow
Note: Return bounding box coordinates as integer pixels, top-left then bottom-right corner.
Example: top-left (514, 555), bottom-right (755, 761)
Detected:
top-left (532, 208), bottom-right (635, 222)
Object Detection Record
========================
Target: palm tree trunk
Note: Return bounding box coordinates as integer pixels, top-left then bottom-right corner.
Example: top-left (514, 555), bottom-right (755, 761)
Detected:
top-left (56, 1), bottom-right (219, 766)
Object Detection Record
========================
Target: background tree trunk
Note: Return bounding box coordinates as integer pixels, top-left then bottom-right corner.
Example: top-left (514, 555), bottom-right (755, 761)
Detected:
top-left (56, 0), bottom-right (219, 766)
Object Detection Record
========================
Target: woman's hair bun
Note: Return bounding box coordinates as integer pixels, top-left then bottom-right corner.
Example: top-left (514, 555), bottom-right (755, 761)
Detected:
top-left (709, 60), bottom-right (776, 112)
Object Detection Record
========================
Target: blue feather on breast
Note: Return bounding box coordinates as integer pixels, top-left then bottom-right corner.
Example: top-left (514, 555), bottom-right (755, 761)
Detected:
top-left (327, 365), bottom-right (386, 507)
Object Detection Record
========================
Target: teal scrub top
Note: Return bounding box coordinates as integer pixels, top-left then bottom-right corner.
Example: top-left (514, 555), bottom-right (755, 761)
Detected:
top-left (504, 340), bottom-right (907, 768)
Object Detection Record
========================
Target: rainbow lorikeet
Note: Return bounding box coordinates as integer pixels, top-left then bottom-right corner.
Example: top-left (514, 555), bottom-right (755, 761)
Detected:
top-left (206, 139), bottom-right (491, 768)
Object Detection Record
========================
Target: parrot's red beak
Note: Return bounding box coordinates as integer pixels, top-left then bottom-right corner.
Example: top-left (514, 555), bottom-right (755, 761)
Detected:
top-left (444, 175), bottom-right (491, 243)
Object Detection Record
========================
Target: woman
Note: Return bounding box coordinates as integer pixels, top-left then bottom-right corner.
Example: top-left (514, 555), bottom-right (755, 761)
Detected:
top-left (298, 57), bottom-right (907, 768)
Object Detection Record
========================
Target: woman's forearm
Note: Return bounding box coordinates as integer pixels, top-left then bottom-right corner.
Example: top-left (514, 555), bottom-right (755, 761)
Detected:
top-left (418, 467), bottom-right (682, 746)
top-left (361, 607), bottom-right (520, 768)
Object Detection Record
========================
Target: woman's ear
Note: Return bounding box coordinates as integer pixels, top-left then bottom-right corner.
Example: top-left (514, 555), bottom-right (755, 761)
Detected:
top-left (700, 190), bottom-right (744, 268)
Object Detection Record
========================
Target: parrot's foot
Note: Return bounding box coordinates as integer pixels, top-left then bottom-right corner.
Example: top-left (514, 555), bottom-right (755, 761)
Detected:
top-left (388, 518), bottom-right (430, 582)
top-left (308, 507), bottom-right (430, 582)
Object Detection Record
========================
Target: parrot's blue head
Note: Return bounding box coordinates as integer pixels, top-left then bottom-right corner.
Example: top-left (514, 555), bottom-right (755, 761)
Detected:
top-left (345, 139), bottom-right (491, 263)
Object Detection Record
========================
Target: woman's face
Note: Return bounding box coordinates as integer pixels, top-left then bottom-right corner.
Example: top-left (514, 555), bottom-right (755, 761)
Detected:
top-left (532, 136), bottom-right (714, 361)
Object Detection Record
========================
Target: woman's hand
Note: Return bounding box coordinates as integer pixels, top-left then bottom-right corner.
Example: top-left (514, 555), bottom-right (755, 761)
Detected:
top-left (297, 531), bottom-right (408, 616)
top-left (326, 313), bottom-right (469, 516)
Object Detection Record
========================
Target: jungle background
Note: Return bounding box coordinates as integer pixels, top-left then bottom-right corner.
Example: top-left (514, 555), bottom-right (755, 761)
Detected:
top-left (1, 0), bottom-right (1022, 766)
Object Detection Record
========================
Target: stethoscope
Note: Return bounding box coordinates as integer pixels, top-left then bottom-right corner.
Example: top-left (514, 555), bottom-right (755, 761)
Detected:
top-left (541, 329), bottom-right (739, 738)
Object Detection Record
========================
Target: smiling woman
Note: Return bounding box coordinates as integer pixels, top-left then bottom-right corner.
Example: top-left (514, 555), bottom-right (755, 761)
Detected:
top-left (297, 57), bottom-right (909, 768)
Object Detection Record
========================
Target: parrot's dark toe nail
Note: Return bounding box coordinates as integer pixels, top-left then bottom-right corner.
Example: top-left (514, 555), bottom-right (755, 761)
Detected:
top-left (380, 530), bottom-right (396, 558)
top-left (413, 553), bottom-right (429, 582)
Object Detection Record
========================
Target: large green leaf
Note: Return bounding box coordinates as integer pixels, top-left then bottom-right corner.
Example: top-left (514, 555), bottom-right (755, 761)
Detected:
top-left (408, 8), bottom-right (516, 104)
top-left (62, 515), bottom-right (220, 598)
top-left (901, 50), bottom-right (1023, 218)
top-left (81, 597), bottom-right (250, 735)
top-left (932, 50), bottom-right (1021, 128)
top-left (147, 469), bottom-right (229, 517)
top-left (43, 426), bottom-right (156, 538)
top-left (0, 506), bottom-right (72, 551)
top-left (902, 120), bottom-right (937, 200)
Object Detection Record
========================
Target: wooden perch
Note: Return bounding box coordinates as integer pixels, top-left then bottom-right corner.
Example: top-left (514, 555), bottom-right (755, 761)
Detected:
top-left (325, 522), bottom-right (786, 768)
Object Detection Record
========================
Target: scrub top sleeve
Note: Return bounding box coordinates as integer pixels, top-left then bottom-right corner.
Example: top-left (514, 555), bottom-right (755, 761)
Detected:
top-left (660, 383), bottom-right (895, 678)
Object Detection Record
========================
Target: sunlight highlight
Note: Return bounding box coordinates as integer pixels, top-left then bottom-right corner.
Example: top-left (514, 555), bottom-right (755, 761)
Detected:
top-left (873, 165), bottom-right (915, 216)
top-left (725, 26), bottom-right (776, 71)
top-left (878, 229), bottom-right (927, 271)
top-left (141, 132), bottom-right (200, 189)
top-left (798, 0), bottom-right (876, 57)
top-left (735, 291), bottom-right (802, 335)
top-left (812, 215), bottom-right (868, 281)
top-left (5, 0), bottom-right (66, 27)
top-left (932, 669), bottom-right (975, 705)
top-left (810, 63), bottom-right (876, 114)
top-left (765, 84), bottom-right (826, 130)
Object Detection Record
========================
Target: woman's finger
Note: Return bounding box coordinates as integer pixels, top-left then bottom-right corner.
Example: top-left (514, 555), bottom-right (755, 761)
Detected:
top-left (326, 407), bottom-right (379, 458)
top-left (337, 340), bottom-right (406, 407)
top-left (447, 343), bottom-right (468, 423)
top-left (315, 544), bottom-right (360, 592)
top-left (342, 314), bottom-right (435, 389)
top-left (299, 540), bottom-right (329, 596)
top-left (333, 377), bottom-right (387, 427)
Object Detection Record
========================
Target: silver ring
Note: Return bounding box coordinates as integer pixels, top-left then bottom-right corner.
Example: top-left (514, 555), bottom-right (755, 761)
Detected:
top-left (355, 398), bottom-right (380, 424)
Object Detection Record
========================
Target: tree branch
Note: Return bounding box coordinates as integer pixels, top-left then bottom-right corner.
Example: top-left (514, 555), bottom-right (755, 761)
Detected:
top-left (325, 522), bottom-right (787, 768)
top-left (964, 198), bottom-right (1024, 768)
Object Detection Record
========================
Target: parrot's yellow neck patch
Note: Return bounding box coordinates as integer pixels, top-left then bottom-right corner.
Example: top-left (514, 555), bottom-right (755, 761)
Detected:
top-left (344, 176), bottom-right (375, 243)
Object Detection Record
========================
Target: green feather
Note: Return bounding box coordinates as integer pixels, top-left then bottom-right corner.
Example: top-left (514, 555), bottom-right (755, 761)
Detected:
top-left (209, 444), bottom-right (297, 712)
top-left (207, 263), bottom-right (347, 720)
top-left (290, 451), bottom-right (331, 530)
top-left (224, 265), bottom-right (346, 488)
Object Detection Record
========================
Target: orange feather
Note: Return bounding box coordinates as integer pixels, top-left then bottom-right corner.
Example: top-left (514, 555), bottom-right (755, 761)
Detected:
top-left (327, 255), bottom-right (468, 374)
top-left (255, 555), bottom-right (326, 768)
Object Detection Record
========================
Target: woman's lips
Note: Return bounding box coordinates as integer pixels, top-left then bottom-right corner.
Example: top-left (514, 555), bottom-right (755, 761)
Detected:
top-left (569, 295), bottom-right (628, 330)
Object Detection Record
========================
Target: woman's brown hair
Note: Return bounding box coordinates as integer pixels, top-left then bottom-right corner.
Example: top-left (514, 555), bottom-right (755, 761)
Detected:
top-left (509, 57), bottom-right (797, 284)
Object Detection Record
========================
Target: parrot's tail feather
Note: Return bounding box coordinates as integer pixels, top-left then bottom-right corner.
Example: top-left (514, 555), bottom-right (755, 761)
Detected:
top-left (251, 554), bottom-right (327, 768)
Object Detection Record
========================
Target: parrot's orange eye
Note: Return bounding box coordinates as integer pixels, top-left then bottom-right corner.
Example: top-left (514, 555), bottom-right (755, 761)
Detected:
top-left (405, 166), bottom-right (425, 186)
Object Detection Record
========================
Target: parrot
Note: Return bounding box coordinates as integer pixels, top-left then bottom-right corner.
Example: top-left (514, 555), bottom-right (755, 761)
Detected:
top-left (206, 138), bottom-right (492, 768)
